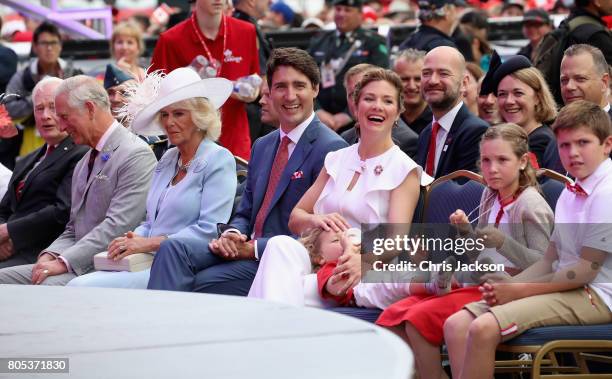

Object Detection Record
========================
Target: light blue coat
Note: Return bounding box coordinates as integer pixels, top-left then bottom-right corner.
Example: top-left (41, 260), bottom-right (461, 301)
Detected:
top-left (67, 138), bottom-right (237, 289)
top-left (135, 138), bottom-right (236, 241)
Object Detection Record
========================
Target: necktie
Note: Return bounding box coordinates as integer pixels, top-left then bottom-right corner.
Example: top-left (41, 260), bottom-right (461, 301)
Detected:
top-left (425, 121), bottom-right (441, 176)
top-left (337, 33), bottom-right (346, 47)
top-left (87, 149), bottom-right (99, 181)
top-left (253, 136), bottom-right (290, 239)
top-left (566, 182), bottom-right (588, 196)
top-left (45, 144), bottom-right (56, 157)
top-left (15, 145), bottom-right (56, 201)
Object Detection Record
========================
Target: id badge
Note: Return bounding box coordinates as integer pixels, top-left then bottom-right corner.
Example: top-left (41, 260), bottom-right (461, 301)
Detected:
top-left (321, 63), bottom-right (336, 89)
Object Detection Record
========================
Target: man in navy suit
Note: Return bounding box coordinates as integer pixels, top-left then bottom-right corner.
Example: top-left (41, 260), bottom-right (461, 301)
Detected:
top-left (0, 77), bottom-right (88, 269)
top-left (147, 48), bottom-right (347, 294)
top-left (416, 46), bottom-right (488, 178)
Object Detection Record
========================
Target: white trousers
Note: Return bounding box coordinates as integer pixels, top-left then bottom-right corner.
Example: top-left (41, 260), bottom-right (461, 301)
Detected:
top-left (248, 235), bottom-right (411, 309)
top-left (248, 235), bottom-right (328, 307)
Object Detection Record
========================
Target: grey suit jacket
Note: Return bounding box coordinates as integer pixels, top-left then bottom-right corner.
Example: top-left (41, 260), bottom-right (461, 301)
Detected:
top-left (45, 122), bottom-right (157, 275)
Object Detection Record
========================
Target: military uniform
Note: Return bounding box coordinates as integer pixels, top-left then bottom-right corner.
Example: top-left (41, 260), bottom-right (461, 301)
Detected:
top-left (399, 24), bottom-right (456, 53)
top-left (308, 27), bottom-right (389, 116)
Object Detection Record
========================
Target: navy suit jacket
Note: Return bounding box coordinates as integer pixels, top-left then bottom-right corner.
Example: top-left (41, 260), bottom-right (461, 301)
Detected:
top-left (0, 136), bottom-right (88, 261)
top-left (416, 103), bottom-right (488, 178)
top-left (231, 116), bottom-right (347, 255)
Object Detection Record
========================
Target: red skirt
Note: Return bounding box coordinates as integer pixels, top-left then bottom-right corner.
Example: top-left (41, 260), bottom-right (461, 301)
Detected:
top-left (376, 286), bottom-right (482, 345)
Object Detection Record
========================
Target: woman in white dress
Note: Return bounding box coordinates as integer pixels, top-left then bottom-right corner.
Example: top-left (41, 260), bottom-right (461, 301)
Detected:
top-left (248, 68), bottom-right (423, 306)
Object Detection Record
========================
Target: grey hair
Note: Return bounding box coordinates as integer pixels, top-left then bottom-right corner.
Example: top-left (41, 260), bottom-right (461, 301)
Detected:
top-left (396, 48), bottom-right (426, 63)
top-left (158, 98), bottom-right (222, 141)
top-left (564, 44), bottom-right (610, 77)
top-left (32, 76), bottom-right (63, 102)
top-left (55, 75), bottom-right (111, 111)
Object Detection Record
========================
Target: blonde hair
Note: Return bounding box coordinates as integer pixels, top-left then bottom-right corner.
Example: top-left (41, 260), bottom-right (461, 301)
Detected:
top-left (507, 67), bottom-right (558, 124)
top-left (157, 98), bottom-right (222, 141)
top-left (479, 123), bottom-right (539, 191)
top-left (299, 228), bottom-right (326, 272)
top-left (111, 21), bottom-right (145, 57)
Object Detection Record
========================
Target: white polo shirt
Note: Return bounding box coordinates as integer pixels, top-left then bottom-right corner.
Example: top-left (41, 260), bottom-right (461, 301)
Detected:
top-left (552, 158), bottom-right (612, 310)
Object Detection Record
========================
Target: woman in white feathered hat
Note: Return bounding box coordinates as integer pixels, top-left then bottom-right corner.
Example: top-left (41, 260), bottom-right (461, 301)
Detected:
top-left (67, 67), bottom-right (238, 288)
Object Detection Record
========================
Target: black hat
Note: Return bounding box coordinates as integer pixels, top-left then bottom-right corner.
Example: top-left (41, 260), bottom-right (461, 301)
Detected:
top-left (479, 50), bottom-right (502, 96)
top-left (522, 8), bottom-right (551, 25)
top-left (502, 0), bottom-right (525, 12)
top-left (418, 0), bottom-right (467, 11)
top-left (104, 64), bottom-right (134, 90)
top-left (332, 0), bottom-right (364, 7)
top-left (491, 55), bottom-right (532, 94)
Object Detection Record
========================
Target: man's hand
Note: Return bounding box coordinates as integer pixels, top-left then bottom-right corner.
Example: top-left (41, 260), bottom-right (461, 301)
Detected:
top-left (209, 233), bottom-right (255, 260)
top-left (0, 239), bottom-right (13, 261)
top-left (31, 258), bottom-right (68, 285)
top-left (0, 223), bottom-right (9, 243)
top-left (316, 110), bottom-right (337, 131)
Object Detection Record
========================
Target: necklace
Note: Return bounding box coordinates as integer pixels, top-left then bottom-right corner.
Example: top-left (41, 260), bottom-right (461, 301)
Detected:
top-left (191, 13), bottom-right (227, 77)
top-left (177, 157), bottom-right (193, 172)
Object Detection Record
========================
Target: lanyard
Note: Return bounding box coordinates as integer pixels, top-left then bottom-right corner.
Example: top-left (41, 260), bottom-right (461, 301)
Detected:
top-left (191, 13), bottom-right (227, 77)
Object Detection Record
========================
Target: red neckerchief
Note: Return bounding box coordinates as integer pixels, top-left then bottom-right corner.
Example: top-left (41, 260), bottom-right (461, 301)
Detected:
top-left (566, 182), bottom-right (588, 196)
top-left (191, 13), bottom-right (227, 77)
top-left (494, 191), bottom-right (520, 228)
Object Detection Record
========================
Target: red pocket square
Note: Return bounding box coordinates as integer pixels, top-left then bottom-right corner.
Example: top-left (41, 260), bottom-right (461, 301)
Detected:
top-left (291, 171), bottom-right (304, 180)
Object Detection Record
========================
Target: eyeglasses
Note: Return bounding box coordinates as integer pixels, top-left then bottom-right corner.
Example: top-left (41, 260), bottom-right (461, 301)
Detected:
top-left (36, 40), bottom-right (61, 48)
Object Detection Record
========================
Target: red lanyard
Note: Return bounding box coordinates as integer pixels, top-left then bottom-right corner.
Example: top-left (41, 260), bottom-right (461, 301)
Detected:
top-left (494, 192), bottom-right (519, 228)
top-left (191, 13), bottom-right (227, 77)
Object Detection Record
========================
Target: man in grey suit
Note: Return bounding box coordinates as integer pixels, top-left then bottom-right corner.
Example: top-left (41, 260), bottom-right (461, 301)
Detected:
top-left (0, 75), bottom-right (157, 285)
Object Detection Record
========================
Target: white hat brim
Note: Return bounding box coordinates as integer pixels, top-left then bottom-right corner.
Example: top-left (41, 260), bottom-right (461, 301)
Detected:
top-left (131, 77), bottom-right (233, 136)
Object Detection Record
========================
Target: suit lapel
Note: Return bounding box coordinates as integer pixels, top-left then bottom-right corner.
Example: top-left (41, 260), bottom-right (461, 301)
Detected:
top-left (437, 104), bottom-right (467, 173)
top-left (21, 137), bottom-right (73, 194)
top-left (8, 146), bottom-right (45, 204)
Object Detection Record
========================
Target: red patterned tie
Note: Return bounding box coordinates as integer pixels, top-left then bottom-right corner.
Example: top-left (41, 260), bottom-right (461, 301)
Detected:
top-left (426, 121), bottom-right (441, 176)
top-left (566, 182), bottom-right (588, 196)
top-left (253, 136), bottom-right (290, 238)
top-left (15, 145), bottom-right (56, 201)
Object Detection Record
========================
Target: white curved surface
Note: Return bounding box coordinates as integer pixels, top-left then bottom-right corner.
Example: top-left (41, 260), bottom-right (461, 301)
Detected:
top-left (0, 285), bottom-right (413, 379)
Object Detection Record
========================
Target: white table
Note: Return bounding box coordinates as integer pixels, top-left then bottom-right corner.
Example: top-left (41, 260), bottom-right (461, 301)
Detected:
top-left (0, 285), bottom-right (413, 378)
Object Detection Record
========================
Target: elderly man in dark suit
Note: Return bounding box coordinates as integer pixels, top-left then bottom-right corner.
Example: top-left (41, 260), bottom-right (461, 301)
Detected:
top-left (0, 75), bottom-right (156, 285)
top-left (416, 46), bottom-right (488, 178)
top-left (0, 77), bottom-right (88, 269)
top-left (148, 48), bottom-right (347, 294)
